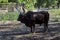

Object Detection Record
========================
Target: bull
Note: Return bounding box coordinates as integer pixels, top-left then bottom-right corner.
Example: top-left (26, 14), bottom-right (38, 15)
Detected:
top-left (15, 4), bottom-right (49, 33)
top-left (18, 11), bottom-right (49, 33)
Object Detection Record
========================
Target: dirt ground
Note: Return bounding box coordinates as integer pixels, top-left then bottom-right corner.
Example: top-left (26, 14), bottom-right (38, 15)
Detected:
top-left (0, 21), bottom-right (60, 40)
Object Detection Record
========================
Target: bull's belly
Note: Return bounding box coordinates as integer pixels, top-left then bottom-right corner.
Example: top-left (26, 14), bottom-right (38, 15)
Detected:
top-left (36, 22), bottom-right (43, 24)
top-left (35, 20), bottom-right (44, 24)
top-left (24, 20), bottom-right (44, 27)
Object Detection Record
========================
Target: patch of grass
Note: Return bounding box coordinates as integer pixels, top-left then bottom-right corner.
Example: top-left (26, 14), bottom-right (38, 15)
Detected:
top-left (49, 8), bottom-right (60, 21)
top-left (48, 8), bottom-right (60, 15)
top-left (0, 12), bottom-right (19, 21)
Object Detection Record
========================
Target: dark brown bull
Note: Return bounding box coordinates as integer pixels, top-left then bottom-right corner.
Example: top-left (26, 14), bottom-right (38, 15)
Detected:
top-left (17, 11), bottom-right (49, 33)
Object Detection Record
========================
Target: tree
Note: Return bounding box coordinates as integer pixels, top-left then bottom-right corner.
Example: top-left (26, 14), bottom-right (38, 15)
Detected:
top-left (18, 0), bottom-right (36, 10)
top-left (0, 0), bottom-right (8, 3)
top-left (34, 0), bottom-right (56, 9)
top-left (8, 0), bottom-right (18, 3)
top-left (57, 0), bottom-right (60, 8)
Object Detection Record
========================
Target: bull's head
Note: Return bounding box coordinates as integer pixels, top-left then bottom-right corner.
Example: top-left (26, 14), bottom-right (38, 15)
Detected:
top-left (15, 3), bottom-right (25, 22)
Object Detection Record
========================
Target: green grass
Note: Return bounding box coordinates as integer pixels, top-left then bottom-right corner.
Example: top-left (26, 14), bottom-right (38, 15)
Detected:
top-left (0, 12), bottom-right (19, 21)
top-left (48, 8), bottom-right (60, 21)
top-left (48, 8), bottom-right (60, 15)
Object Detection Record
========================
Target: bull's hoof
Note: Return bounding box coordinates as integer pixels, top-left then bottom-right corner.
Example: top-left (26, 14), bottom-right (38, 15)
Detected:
top-left (44, 31), bottom-right (48, 33)
top-left (31, 30), bottom-right (34, 33)
top-left (31, 31), bottom-right (34, 33)
top-left (43, 30), bottom-right (48, 33)
top-left (31, 28), bottom-right (36, 33)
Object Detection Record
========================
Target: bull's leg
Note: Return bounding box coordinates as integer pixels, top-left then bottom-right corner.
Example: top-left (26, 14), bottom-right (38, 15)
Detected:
top-left (30, 24), bottom-right (35, 33)
top-left (30, 21), bottom-right (35, 33)
top-left (33, 25), bottom-right (35, 33)
top-left (31, 27), bottom-right (33, 33)
top-left (44, 23), bottom-right (48, 33)
top-left (32, 22), bottom-right (36, 33)
top-left (31, 26), bottom-right (35, 33)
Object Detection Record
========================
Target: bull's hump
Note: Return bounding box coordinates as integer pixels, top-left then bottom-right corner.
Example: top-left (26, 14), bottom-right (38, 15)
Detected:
top-left (33, 14), bottom-right (37, 17)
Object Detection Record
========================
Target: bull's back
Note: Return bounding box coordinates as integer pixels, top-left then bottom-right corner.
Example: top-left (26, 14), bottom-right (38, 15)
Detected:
top-left (31, 11), bottom-right (49, 24)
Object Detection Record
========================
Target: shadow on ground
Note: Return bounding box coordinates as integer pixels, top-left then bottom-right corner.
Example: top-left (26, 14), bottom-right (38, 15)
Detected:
top-left (0, 22), bottom-right (60, 40)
